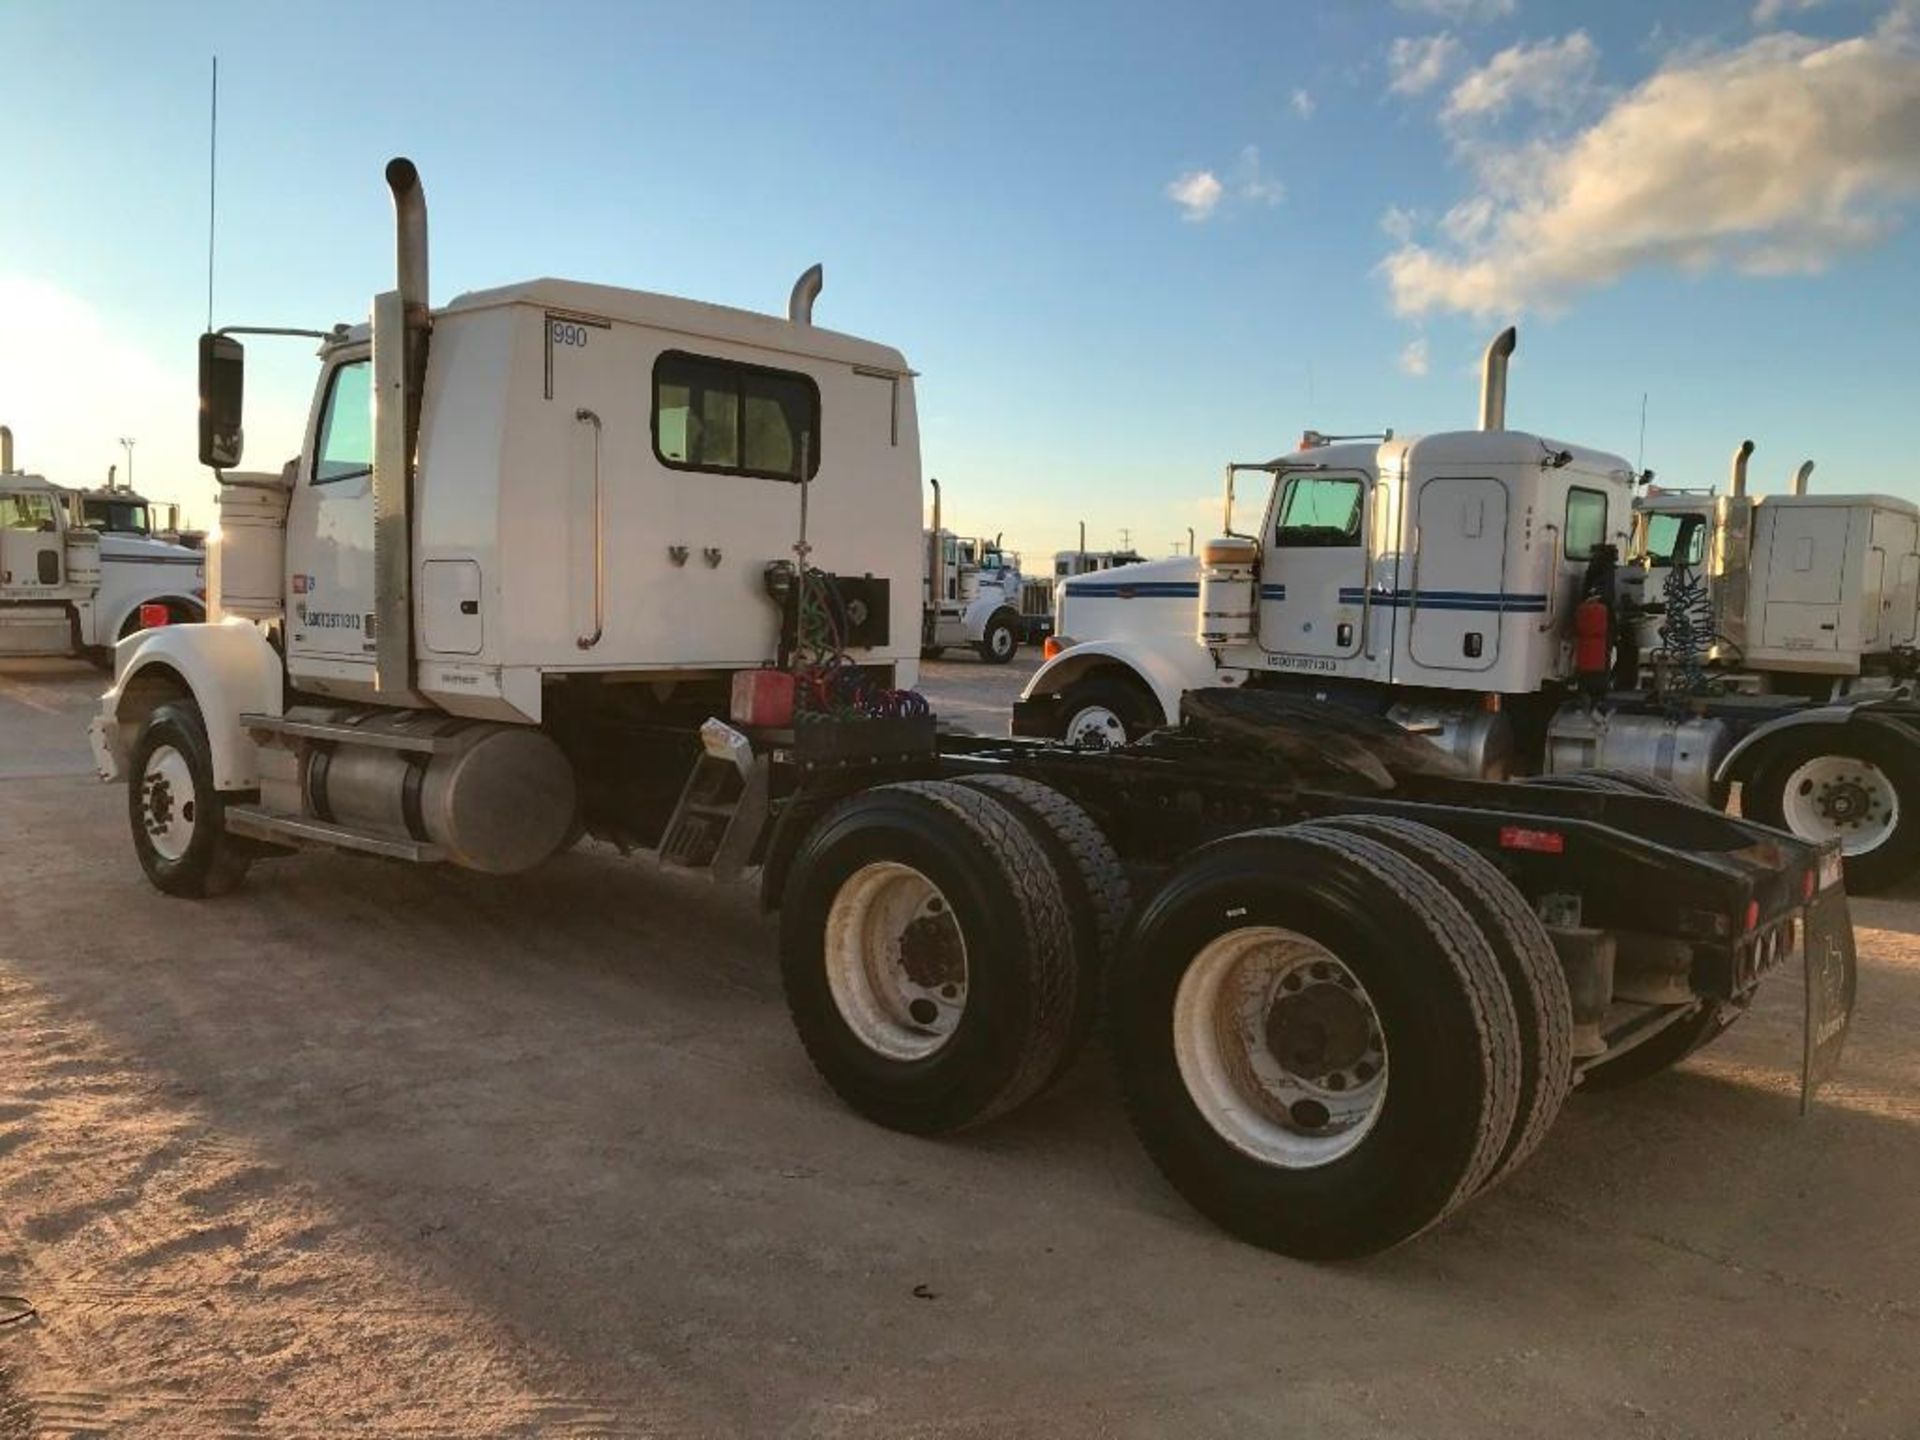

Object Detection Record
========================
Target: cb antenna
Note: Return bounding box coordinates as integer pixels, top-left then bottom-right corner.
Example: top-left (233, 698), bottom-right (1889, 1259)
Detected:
top-left (206, 55), bottom-right (219, 332)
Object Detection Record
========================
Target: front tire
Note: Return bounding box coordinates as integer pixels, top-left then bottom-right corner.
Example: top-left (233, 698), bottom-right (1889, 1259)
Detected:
top-left (1054, 673), bottom-right (1161, 750)
top-left (1743, 727), bottom-right (1920, 893)
top-left (127, 700), bottom-right (253, 898)
top-left (976, 613), bottom-right (1019, 665)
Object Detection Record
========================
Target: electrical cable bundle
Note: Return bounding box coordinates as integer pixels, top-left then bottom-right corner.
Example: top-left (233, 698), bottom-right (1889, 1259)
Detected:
top-left (1659, 557), bottom-right (1715, 695)
top-left (792, 567), bottom-right (931, 722)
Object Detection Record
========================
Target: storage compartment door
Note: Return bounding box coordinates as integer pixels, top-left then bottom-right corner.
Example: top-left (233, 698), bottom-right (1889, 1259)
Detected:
top-left (421, 559), bottom-right (483, 655)
top-left (1409, 476), bottom-right (1508, 672)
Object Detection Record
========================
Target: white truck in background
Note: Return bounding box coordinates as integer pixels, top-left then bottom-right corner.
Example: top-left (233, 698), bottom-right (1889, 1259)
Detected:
top-left (75, 480), bottom-right (207, 550)
top-left (1016, 330), bottom-right (1920, 891)
top-left (0, 427), bottom-right (207, 663)
top-left (921, 478), bottom-right (1025, 663)
top-left (86, 159), bottom-right (1856, 1261)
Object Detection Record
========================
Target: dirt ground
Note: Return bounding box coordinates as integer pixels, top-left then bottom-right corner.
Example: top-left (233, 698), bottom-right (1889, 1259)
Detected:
top-left (2, 651), bottom-right (1919, 1438)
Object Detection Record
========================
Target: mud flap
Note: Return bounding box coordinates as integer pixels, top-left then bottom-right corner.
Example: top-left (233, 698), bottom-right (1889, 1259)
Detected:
top-left (1801, 886), bottom-right (1857, 1113)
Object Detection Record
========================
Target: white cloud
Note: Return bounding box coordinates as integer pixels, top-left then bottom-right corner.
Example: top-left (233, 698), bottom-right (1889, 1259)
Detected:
top-left (1235, 145), bottom-right (1287, 206)
top-left (1389, 33), bottom-right (1466, 95)
top-left (1290, 88), bottom-right (1316, 118)
top-left (1398, 336), bottom-right (1432, 377)
top-left (1444, 31), bottom-right (1600, 123)
top-left (1395, 0), bottom-right (1517, 21)
top-left (1166, 169), bottom-right (1225, 222)
top-left (1753, 0), bottom-right (1825, 25)
top-left (1167, 149), bottom-right (1285, 221)
top-left (1382, 25), bottom-right (1920, 317)
top-left (1380, 205), bottom-right (1420, 243)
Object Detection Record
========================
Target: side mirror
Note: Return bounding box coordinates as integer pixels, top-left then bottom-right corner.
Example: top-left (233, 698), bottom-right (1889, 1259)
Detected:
top-left (198, 333), bottom-right (246, 469)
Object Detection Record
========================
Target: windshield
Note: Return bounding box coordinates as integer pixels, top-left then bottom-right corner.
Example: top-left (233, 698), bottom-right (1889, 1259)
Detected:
top-left (1642, 511), bottom-right (1706, 566)
top-left (83, 498), bottom-right (152, 535)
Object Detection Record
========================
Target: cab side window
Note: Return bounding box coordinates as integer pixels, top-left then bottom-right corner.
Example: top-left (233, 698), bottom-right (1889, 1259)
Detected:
top-left (1564, 487), bottom-right (1608, 559)
top-left (1276, 476), bottom-right (1364, 548)
top-left (314, 359), bottom-right (374, 485)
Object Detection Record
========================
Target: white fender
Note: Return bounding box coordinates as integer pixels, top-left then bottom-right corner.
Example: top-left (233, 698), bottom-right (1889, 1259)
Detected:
top-left (1020, 637), bottom-right (1219, 726)
top-left (91, 618), bottom-right (284, 791)
top-left (961, 592), bottom-right (1015, 642)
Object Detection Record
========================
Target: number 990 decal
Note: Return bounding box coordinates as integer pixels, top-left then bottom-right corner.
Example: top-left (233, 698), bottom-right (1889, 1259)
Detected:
top-left (550, 321), bottom-right (590, 348)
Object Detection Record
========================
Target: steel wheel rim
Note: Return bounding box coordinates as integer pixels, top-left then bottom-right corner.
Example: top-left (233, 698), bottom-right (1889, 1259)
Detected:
top-left (140, 743), bottom-right (198, 862)
top-left (990, 625), bottom-right (1015, 658)
top-left (824, 861), bottom-right (969, 1061)
top-left (1780, 755), bottom-right (1899, 856)
top-left (1173, 926), bottom-right (1389, 1169)
top-left (1066, 704), bottom-right (1127, 749)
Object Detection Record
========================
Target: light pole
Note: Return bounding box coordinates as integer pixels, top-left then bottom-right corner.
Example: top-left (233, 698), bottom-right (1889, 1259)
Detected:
top-left (117, 437), bottom-right (135, 492)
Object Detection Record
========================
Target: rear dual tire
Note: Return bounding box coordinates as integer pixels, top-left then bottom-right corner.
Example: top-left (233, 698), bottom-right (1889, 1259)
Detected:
top-left (1110, 824), bottom-right (1536, 1260)
top-left (778, 781), bottom-right (1091, 1133)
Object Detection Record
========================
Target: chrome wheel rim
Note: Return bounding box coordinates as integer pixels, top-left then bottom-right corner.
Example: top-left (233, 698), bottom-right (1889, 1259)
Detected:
top-left (1781, 755), bottom-right (1899, 856)
top-left (140, 743), bottom-right (198, 862)
top-left (824, 861), bottom-right (968, 1061)
top-left (1173, 926), bottom-right (1388, 1169)
top-left (1066, 704), bottom-right (1127, 749)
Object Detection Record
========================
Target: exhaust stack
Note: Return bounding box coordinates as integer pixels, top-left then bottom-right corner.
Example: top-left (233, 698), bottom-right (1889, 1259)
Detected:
top-left (788, 264), bottom-right (823, 325)
top-left (0, 425), bottom-right (12, 474)
top-left (373, 157), bottom-right (431, 701)
top-left (1729, 439), bottom-right (1754, 497)
top-left (929, 477), bottom-right (945, 614)
top-left (1791, 460), bottom-right (1814, 496)
top-left (1479, 326), bottom-right (1517, 432)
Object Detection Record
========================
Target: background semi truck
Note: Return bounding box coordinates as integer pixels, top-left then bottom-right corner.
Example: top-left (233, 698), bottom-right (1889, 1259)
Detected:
top-left (0, 426), bottom-right (207, 662)
top-left (1016, 333), bottom-right (1920, 892)
top-left (89, 158), bottom-right (1854, 1260)
top-left (922, 478), bottom-right (1025, 663)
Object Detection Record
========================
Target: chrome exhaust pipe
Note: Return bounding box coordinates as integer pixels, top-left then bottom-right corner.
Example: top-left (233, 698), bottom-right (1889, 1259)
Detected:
top-left (1792, 460), bottom-right (1814, 496)
top-left (0, 425), bottom-right (12, 474)
top-left (1729, 439), bottom-right (1754, 497)
top-left (929, 476), bottom-right (944, 615)
top-left (788, 263), bottom-right (823, 325)
top-left (1479, 326), bottom-right (1517, 431)
top-left (373, 157), bottom-right (431, 701)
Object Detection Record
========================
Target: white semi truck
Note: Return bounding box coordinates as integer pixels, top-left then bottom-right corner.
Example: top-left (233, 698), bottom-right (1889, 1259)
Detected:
top-left (0, 427), bottom-right (207, 662)
top-left (1016, 332), bottom-right (1920, 892)
top-left (91, 159), bottom-right (1855, 1260)
top-left (921, 479), bottom-right (1025, 662)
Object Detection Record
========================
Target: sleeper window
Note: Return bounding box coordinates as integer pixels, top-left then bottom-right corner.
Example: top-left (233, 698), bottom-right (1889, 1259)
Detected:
top-left (653, 351), bottom-right (820, 482)
top-left (1276, 476), bottom-right (1364, 548)
top-left (1563, 487), bottom-right (1608, 560)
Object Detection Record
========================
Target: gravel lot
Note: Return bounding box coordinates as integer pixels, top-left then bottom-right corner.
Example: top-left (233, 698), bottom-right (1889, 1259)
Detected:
top-left (2, 652), bottom-right (1918, 1438)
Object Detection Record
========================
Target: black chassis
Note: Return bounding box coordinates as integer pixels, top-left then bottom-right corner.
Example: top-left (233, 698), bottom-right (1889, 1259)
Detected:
top-left (753, 718), bottom-right (1840, 1012)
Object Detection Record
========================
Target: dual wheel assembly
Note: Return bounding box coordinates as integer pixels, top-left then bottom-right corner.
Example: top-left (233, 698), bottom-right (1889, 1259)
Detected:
top-left (779, 776), bottom-right (1628, 1259)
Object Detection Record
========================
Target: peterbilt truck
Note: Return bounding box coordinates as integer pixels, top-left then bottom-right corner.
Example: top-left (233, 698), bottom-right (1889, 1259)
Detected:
top-left (0, 427), bottom-right (207, 663)
top-left (1016, 332), bottom-right (1920, 892)
top-left (921, 479), bottom-right (1025, 663)
top-left (91, 159), bottom-right (1854, 1261)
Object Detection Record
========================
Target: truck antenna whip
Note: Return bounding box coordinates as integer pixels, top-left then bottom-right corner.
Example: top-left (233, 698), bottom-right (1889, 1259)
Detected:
top-left (206, 55), bottom-right (219, 331)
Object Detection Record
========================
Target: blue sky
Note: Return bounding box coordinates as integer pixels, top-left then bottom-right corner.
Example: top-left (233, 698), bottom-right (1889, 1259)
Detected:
top-left (3, 0), bottom-right (1916, 564)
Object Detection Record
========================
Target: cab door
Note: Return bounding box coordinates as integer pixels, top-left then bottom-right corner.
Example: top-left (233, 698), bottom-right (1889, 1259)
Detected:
top-left (1257, 472), bottom-right (1370, 661)
top-left (285, 354), bottom-right (378, 666)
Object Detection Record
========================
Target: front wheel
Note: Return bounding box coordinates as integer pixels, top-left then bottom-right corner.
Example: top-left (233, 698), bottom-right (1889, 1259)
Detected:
top-left (1054, 673), bottom-right (1161, 750)
top-left (127, 700), bottom-right (253, 898)
top-left (1743, 727), bottom-right (1920, 893)
top-left (976, 613), bottom-right (1019, 665)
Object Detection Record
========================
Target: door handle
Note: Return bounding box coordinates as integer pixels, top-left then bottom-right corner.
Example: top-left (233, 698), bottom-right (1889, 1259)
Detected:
top-left (575, 408), bottom-right (604, 650)
top-left (1537, 522), bottom-right (1560, 633)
